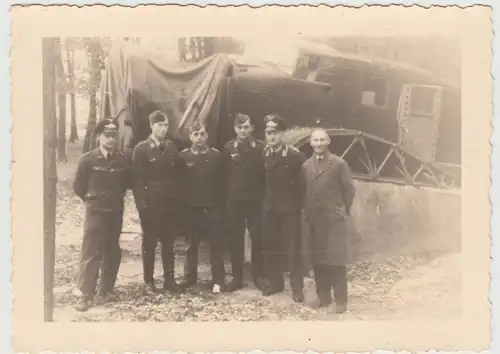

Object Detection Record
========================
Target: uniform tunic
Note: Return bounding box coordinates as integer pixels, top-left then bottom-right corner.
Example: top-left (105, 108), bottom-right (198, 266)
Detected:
top-left (132, 136), bottom-right (180, 283)
top-left (73, 148), bottom-right (132, 296)
top-left (177, 146), bottom-right (225, 285)
top-left (221, 137), bottom-right (266, 283)
top-left (262, 143), bottom-right (306, 293)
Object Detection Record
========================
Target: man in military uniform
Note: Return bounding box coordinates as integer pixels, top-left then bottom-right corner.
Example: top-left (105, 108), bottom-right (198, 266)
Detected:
top-left (261, 114), bottom-right (306, 302)
top-left (177, 121), bottom-right (226, 293)
top-left (222, 113), bottom-right (266, 292)
top-left (302, 128), bottom-right (356, 313)
top-left (131, 110), bottom-right (183, 294)
top-left (73, 119), bottom-right (132, 312)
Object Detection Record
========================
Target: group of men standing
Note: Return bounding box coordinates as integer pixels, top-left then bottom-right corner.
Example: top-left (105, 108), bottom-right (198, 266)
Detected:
top-left (72, 109), bottom-right (356, 315)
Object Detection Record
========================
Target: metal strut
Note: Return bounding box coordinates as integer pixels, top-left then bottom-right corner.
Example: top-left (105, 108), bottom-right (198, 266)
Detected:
top-left (288, 128), bottom-right (461, 190)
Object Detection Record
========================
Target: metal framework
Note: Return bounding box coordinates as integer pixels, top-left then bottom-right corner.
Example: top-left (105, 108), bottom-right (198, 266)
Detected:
top-left (289, 128), bottom-right (461, 189)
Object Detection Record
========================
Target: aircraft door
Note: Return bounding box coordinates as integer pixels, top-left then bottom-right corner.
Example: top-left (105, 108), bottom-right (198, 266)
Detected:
top-left (397, 84), bottom-right (443, 163)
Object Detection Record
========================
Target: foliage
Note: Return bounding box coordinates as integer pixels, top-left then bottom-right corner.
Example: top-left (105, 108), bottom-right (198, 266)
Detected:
top-left (56, 37), bottom-right (113, 101)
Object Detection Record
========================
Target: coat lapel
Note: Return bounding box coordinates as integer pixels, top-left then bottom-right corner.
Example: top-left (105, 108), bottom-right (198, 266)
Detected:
top-left (313, 152), bottom-right (334, 179)
top-left (264, 144), bottom-right (286, 170)
top-left (147, 137), bottom-right (162, 159)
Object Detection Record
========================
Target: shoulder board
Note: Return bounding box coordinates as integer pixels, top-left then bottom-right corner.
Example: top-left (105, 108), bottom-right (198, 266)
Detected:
top-left (211, 147), bottom-right (220, 153)
top-left (289, 146), bottom-right (300, 152)
top-left (224, 140), bottom-right (234, 149)
top-left (81, 150), bottom-right (94, 159)
top-left (134, 140), bottom-right (147, 148)
top-left (180, 148), bottom-right (190, 153)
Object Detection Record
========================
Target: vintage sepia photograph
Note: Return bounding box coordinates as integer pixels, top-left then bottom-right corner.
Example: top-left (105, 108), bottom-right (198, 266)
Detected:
top-left (43, 34), bottom-right (463, 321)
top-left (11, 4), bottom-right (492, 352)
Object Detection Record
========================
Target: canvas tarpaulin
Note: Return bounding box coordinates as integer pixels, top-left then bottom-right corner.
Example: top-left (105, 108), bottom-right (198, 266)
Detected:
top-left (99, 42), bottom-right (233, 150)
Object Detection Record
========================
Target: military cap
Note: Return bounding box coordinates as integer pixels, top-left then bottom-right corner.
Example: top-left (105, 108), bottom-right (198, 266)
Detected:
top-left (234, 113), bottom-right (252, 126)
top-left (94, 119), bottom-right (118, 135)
top-left (264, 113), bottom-right (287, 132)
top-left (188, 120), bottom-right (207, 135)
top-left (149, 110), bottom-right (168, 126)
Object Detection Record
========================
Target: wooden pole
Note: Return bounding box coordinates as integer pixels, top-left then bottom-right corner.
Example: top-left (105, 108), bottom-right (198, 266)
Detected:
top-left (43, 37), bottom-right (58, 322)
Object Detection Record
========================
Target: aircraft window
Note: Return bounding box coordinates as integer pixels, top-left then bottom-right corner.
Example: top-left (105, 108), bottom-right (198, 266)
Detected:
top-left (409, 86), bottom-right (436, 117)
top-left (362, 76), bottom-right (388, 107)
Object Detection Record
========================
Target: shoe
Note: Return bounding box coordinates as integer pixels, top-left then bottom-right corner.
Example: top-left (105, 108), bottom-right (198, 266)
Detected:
top-left (163, 279), bottom-right (185, 294)
top-left (335, 303), bottom-right (347, 314)
top-left (308, 298), bottom-right (332, 310)
top-left (143, 282), bottom-right (158, 294)
top-left (261, 285), bottom-right (283, 297)
top-left (292, 291), bottom-right (304, 303)
top-left (253, 276), bottom-right (267, 291)
top-left (97, 291), bottom-right (118, 304)
top-left (225, 279), bottom-right (244, 292)
top-left (178, 278), bottom-right (197, 289)
top-left (75, 296), bottom-right (92, 312)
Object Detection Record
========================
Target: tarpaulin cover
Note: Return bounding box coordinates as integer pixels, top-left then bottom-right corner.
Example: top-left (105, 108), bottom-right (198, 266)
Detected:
top-left (99, 41), bottom-right (233, 150)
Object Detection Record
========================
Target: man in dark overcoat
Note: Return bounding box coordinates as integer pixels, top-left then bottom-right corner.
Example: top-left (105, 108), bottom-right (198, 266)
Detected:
top-left (261, 114), bottom-right (307, 302)
top-left (301, 128), bottom-right (356, 313)
top-left (222, 113), bottom-right (266, 292)
top-left (131, 110), bottom-right (183, 294)
top-left (73, 119), bottom-right (132, 311)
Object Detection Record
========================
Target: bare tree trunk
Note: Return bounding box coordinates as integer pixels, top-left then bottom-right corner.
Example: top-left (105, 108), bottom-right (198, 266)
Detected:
top-left (67, 40), bottom-right (78, 142)
top-left (83, 91), bottom-right (97, 152)
top-left (42, 37), bottom-right (58, 322)
top-left (82, 39), bottom-right (102, 153)
top-left (55, 39), bottom-right (68, 162)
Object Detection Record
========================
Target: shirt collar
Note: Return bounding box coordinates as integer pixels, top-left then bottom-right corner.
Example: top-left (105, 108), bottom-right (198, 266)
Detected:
top-left (99, 146), bottom-right (113, 159)
top-left (315, 151), bottom-right (330, 162)
top-left (191, 145), bottom-right (210, 155)
top-left (265, 143), bottom-right (287, 157)
top-left (234, 137), bottom-right (256, 149)
top-left (149, 134), bottom-right (164, 148)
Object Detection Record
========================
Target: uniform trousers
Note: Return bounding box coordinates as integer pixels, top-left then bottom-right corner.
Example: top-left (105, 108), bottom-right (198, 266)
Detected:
top-left (77, 207), bottom-right (123, 297)
top-left (262, 210), bottom-right (303, 292)
top-left (313, 264), bottom-right (348, 306)
top-left (184, 206), bottom-right (226, 285)
top-left (137, 200), bottom-right (177, 283)
top-left (226, 200), bottom-right (264, 282)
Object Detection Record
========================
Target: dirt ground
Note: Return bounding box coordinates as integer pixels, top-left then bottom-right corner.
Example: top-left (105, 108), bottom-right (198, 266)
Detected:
top-left (52, 139), bottom-right (462, 322)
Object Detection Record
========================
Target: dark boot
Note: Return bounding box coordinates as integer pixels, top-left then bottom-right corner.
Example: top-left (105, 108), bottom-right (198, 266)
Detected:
top-left (75, 295), bottom-right (93, 312)
top-left (178, 274), bottom-right (197, 289)
top-left (143, 281), bottom-right (158, 294)
top-left (308, 297), bottom-right (332, 310)
top-left (164, 278), bottom-right (184, 294)
top-left (335, 303), bottom-right (347, 314)
top-left (97, 291), bottom-right (118, 304)
top-left (261, 281), bottom-right (284, 296)
top-left (292, 290), bottom-right (304, 303)
top-left (225, 278), bottom-right (244, 292)
top-left (252, 273), bottom-right (267, 291)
